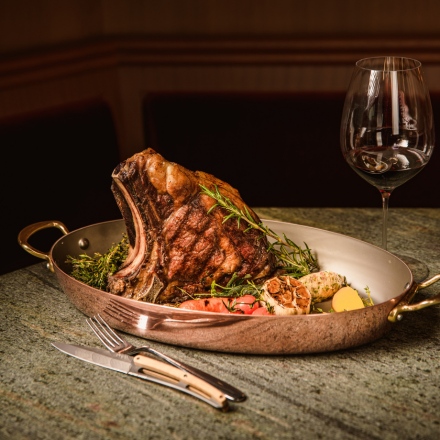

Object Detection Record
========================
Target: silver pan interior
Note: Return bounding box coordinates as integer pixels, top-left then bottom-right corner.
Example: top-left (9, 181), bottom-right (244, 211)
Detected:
top-left (50, 219), bottom-right (413, 354)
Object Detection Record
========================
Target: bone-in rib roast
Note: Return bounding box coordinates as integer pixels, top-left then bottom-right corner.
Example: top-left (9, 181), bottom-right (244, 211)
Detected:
top-left (108, 148), bottom-right (276, 304)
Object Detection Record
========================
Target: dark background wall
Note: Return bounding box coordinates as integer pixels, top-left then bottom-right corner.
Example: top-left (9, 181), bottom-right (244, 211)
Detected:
top-left (1, 0), bottom-right (439, 274)
top-left (144, 92), bottom-right (439, 208)
top-left (0, 101), bottom-right (121, 274)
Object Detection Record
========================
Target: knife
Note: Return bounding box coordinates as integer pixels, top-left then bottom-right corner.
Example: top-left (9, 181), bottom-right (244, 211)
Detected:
top-left (52, 342), bottom-right (229, 411)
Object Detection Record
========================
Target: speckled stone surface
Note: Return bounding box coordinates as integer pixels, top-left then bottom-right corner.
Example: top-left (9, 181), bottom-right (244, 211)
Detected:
top-left (1, 208), bottom-right (439, 440)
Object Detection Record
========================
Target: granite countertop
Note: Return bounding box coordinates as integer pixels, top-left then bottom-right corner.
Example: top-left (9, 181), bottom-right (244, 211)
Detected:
top-left (1, 208), bottom-right (439, 440)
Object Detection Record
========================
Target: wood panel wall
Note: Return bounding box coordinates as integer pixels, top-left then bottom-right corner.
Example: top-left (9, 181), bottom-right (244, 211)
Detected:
top-left (2, 1), bottom-right (440, 274)
top-left (2, 0), bottom-right (440, 158)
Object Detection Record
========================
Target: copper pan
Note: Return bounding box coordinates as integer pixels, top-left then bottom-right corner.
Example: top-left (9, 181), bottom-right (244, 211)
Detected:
top-left (18, 219), bottom-right (440, 355)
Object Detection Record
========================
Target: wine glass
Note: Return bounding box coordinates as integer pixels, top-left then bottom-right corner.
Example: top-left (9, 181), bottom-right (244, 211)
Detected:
top-left (340, 57), bottom-right (435, 278)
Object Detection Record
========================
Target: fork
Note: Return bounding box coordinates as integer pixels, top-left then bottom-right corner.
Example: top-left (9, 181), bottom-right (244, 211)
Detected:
top-left (86, 314), bottom-right (247, 402)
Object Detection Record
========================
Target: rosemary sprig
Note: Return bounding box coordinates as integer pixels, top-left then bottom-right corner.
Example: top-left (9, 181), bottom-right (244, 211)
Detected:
top-left (210, 274), bottom-right (262, 298)
top-left (67, 234), bottom-right (129, 290)
top-left (200, 184), bottom-right (319, 277)
top-left (188, 274), bottom-right (260, 298)
top-left (192, 272), bottom-right (274, 313)
top-left (362, 286), bottom-right (374, 307)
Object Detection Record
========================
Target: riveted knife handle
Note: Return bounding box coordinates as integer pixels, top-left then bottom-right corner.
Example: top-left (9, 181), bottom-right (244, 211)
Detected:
top-left (133, 355), bottom-right (229, 411)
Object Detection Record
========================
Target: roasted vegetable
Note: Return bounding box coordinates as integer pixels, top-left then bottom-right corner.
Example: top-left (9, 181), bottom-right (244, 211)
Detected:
top-left (299, 271), bottom-right (345, 304)
top-left (332, 286), bottom-right (365, 312)
top-left (261, 276), bottom-right (311, 315)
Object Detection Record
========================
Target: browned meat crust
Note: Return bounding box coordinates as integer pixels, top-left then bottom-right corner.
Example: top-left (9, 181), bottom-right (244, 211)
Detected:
top-left (108, 148), bottom-right (276, 303)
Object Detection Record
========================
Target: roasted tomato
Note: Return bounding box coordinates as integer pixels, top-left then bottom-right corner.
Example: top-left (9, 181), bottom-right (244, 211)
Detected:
top-left (178, 297), bottom-right (230, 313)
top-left (179, 295), bottom-right (260, 314)
top-left (228, 295), bottom-right (259, 314)
top-left (251, 306), bottom-right (274, 315)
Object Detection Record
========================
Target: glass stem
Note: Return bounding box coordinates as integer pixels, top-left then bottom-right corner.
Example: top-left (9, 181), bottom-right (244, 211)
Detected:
top-left (380, 190), bottom-right (392, 250)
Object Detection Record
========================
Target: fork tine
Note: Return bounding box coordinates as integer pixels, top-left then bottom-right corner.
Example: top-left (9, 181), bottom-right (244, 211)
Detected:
top-left (86, 315), bottom-right (120, 351)
top-left (86, 317), bottom-right (113, 350)
top-left (96, 314), bottom-right (126, 345)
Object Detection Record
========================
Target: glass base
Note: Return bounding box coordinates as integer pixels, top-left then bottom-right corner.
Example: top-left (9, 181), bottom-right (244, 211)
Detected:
top-left (394, 254), bottom-right (429, 283)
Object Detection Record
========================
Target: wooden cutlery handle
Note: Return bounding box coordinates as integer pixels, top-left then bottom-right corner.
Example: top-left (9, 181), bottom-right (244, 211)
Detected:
top-left (133, 354), bottom-right (228, 410)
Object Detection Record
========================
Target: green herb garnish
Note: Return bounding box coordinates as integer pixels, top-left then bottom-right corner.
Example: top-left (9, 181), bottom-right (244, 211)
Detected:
top-left (362, 286), bottom-right (374, 307)
top-left (194, 273), bottom-right (264, 299)
top-left (66, 234), bottom-right (129, 290)
top-left (200, 184), bottom-right (319, 277)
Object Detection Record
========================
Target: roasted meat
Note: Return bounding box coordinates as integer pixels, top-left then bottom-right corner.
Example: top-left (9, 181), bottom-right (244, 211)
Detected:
top-left (107, 148), bottom-right (276, 303)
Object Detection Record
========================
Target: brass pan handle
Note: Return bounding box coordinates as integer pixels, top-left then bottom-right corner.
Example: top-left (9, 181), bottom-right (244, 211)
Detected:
top-left (18, 221), bottom-right (70, 272)
top-left (388, 274), bottom-right (440, 322)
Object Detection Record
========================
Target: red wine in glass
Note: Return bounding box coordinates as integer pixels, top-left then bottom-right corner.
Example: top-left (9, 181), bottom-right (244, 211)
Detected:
top-left (347, 146), bottom-right (429, 189)
top-left (341, 57), bottom-right (435, 280)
